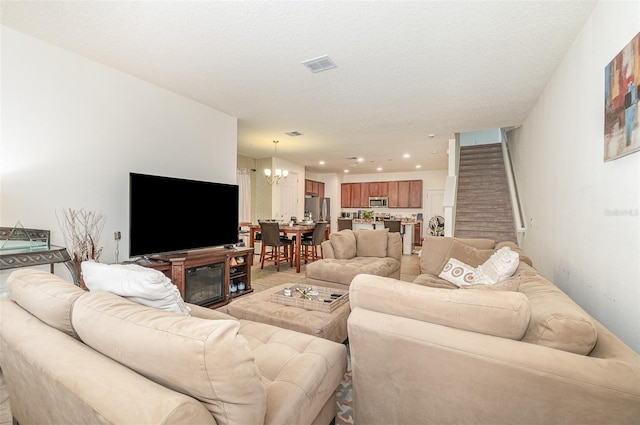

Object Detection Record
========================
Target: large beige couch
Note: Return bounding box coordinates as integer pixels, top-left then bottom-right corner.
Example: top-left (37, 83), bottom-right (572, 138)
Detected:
top-left (0, 269), bottom-right (347, 425)
top-left (347, 237), bottom-right (640, 425)
top-left (305, 229), bottom-right (402, 288)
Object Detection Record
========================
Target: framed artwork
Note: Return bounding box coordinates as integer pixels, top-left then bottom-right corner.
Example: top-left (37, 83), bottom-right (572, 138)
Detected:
top-left (604, 32), bottom-right (640, 162)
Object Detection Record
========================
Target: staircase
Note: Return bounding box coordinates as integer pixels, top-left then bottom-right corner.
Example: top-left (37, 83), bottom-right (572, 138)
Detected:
top-left (454, 144), bottom-right (517, 243)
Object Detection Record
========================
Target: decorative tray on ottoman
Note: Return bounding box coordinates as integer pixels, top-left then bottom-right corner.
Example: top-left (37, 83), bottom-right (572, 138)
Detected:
top-left (271, 285), bottom-right (349, 313)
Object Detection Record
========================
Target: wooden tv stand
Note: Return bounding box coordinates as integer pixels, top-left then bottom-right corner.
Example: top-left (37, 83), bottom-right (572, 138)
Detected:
top-left (140, 246), bottom-right (253, 309)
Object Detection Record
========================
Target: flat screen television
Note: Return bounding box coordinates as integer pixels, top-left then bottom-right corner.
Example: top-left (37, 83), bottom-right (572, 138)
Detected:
top-left (129, 172), bottom-right (239, 257)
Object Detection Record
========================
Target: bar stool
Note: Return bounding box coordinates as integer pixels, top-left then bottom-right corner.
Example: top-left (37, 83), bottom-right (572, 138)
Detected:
top-left (259, 222), bottom-right (293, 271)
top-left (301, 222), bottom-right (328, 263)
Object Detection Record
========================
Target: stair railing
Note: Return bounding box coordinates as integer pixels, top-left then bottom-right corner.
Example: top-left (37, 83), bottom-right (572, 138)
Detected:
top-left (443, 138), bottom-right (459, 237)
top-left (500, 129), bottom-right (526, 243)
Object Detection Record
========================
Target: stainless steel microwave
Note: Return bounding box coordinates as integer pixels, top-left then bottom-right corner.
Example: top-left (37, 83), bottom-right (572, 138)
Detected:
top-left (369, 197), bottom-right (388, 208)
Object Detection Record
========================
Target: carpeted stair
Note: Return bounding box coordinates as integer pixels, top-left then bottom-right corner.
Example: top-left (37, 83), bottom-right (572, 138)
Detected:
top-left (454, 144), bottom-right (517, 243)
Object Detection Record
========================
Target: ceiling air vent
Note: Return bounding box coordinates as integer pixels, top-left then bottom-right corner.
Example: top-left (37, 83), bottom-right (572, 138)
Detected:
top-left (302, 55), bottom-right (337, 73)
top-left (285, 131), bottom-right (303, 137)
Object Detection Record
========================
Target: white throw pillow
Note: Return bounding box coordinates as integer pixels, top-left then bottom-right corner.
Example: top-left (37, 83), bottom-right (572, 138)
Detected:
top-left (438, 258), bottom-right (476, 287)
top-left (474, 247), bottom-right (520, 285)
top-left (81, 261), bottom-right (190, 315)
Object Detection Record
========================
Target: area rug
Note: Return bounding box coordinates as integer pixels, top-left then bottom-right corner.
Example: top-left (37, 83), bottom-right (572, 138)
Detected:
top-left (335, 345), bottom-right (354, 425)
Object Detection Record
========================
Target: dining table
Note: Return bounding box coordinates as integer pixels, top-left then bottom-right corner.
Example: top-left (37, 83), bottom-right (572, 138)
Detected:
top-left (248, 223), bottom-right (329, 273)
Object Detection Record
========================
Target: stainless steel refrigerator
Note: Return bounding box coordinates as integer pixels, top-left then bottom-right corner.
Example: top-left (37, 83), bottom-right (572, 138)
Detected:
top-left (304, 197), bottom-right (331, 222)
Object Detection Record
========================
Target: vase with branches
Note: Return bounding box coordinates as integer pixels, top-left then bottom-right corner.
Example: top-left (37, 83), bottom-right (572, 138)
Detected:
top-left (57, 208), bottom-right (105, 287)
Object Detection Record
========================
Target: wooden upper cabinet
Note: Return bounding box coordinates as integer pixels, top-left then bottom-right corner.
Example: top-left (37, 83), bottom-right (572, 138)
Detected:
top-left (341, 183), bottom-right (352, 208)
top-left (350, 183), bottom-right (361, 208)
top-left (369, 182), bottom-right (389, 197)
top-left (305, 179), bottom-right (325, 197)
top-left (342, 180), bottom-right (421, 208)
top-left (397, 181), bottom-right (411, 208)
top-left (387, 181), bottom-right (399, 208)
top-left (360, 183), bottom-right (369, 208)
top-left (409, 180), bottom-right (422, 208)
top-left (305, 179), bottom-right (314, 195)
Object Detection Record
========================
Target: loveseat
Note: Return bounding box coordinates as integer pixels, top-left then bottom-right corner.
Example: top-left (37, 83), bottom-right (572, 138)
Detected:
top-left (347, 237), bottom-right (640, 425)
top-left (305, 229), bottom-right (402, 288)
top-left (0, 269), bottom-right (347, 425)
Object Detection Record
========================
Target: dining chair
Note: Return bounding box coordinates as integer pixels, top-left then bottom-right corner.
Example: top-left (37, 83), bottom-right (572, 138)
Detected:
top-left (259, 222), bottom-right (293, 271)
top-left (383, 220), bottom-right (402, 233)
top-left (337, 219), bottom-right (353, 231)
top-left (301, 222), bottom-right (328, 263)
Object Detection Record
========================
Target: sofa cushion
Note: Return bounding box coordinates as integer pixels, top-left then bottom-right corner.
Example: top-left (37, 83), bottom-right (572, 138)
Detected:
top-left (306, 257), bottom-right (400, 286)
top-left (420, 237), bottom-right (495, 275)
top-left (236, 320), bottom-right (347, 425)
top-left (81, 261), bottom-right (190, 315)
top-left (350, 274), bottom-right (531, 340)
top-left (474, 247), bottom-right (520, 284)
top-left (72, 291), bottom-right (266, 425)
top-left (329, 230), bottom-right (357, 259)
top-left (7, 269), bottom-right (86, 339)
top-left (355, 229), bottom-right (389, 257)
top-left (438, 258), bottom-right (476, 287)
top-left (412, 273), bottom-right (458, 289)
top-left (518, 272), bottom-right (598, 355)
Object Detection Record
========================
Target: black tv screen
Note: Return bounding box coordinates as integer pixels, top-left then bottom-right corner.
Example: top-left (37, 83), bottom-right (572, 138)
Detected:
top-left (129, 172), bottom-right (239, 257)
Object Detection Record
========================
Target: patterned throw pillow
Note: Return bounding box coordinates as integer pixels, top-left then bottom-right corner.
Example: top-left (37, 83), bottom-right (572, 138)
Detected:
top-left (438, 258), bottom-right (476, 287)
top-left (474, 247), bottom-right (520, 285)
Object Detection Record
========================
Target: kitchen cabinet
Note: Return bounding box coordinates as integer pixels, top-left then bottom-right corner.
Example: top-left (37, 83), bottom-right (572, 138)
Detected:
top-left (341, 180), bottom-right (422, 209)
top-left (359, 183), bottom-right (369, 208)
top-left (369, 182), bottom-right (388, 197)
top-left (305, 179), bottom-right (325, 197)
top-left (409, 180), bottom-right (422, 208)
top-left (341, 183), bottom-right (352, 208)
top-left (350, 183), bottom-right (362, 208)
top-left (387, 181), bottom-right (399, 207)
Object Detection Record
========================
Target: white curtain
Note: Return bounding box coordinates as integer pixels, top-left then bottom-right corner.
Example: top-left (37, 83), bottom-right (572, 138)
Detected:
top-left (237, 168), bottom-right (251, 224)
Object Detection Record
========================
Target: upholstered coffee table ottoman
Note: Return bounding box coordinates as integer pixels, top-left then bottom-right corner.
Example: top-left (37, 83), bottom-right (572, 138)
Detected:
top-left (226, 284), bottom-right (350, 343)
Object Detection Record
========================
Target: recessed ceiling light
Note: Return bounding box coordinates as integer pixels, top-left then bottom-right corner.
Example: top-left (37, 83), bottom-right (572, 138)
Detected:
top-left (403, 154), bottom-right (410, 158)
top-left (302, 55), bottom-right (337, 73)
top-left (415, 165), bottom-right (422, 169)
top-left (357, 157), bottom-right (364, 162)
top-left (285, 131), bottom-right (303, 137)
top-left (344, 169), bottom-right (349, 173)
top-left (428, 133), bottom-right (436, 138)
top-left (376, 167), bottom-right (383, 171)
top-left (431, 150), bottom-right (438, 154)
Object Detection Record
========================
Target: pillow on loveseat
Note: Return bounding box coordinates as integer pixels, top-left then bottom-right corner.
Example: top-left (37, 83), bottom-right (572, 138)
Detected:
top-left (355, 229), bottom-right (389, 257)
top-left (81, 261), bottom-right (190, 315)
top-left (328, 229), bottom-right (357, 259)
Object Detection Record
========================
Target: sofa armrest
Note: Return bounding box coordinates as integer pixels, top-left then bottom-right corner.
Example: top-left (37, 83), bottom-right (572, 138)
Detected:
top-left (348, 308), bottom-right (640, 425)
top-left (349, 274), bottom-right (530, 339)
top-left (386, 232), bottom-right (403, 262)
top-left (320, 240), bottom-right (335, 258)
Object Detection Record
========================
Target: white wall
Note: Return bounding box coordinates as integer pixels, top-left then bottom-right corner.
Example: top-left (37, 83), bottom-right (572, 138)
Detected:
top-left (1, 26), bottom-right (238, 283)
top-left (509, 2), bottom-right (639, 352)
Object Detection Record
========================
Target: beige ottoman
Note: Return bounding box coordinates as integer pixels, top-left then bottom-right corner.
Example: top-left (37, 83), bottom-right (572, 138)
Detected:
top-left (226, 284), bottom-right (350, 343)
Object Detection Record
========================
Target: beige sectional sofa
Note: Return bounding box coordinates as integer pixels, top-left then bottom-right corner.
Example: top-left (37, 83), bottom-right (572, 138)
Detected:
top-left (0, 269), bottom-right (347, 425)
top-left (305, 229), bottom-right (402, 288)
top-left (347, 237), bottom-right (640, 424)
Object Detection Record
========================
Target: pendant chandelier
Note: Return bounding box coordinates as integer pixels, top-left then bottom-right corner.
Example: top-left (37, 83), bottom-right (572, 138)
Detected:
top-left (264, 140), bottom-right (288, 185)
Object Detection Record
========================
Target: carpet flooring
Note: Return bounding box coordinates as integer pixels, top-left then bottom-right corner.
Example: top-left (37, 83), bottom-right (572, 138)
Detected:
top-left (249, 251), bottom-right (421, 425)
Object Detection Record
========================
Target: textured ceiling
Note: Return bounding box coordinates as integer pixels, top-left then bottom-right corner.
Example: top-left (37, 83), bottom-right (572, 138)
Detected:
top-left (1, 1), bottom-right (597, 174)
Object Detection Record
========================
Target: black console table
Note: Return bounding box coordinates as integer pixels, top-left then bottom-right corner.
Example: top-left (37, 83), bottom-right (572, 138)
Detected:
top-left (0, 227), bottom-right (80, 286)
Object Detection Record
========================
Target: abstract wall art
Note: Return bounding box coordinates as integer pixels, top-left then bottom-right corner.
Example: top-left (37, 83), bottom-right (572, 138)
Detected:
top-left (604, 32), bottom-right (640, 162)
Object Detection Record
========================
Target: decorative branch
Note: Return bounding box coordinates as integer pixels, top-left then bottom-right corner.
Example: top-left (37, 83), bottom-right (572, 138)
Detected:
top-left (56, 208), bottom-right (105, 263)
